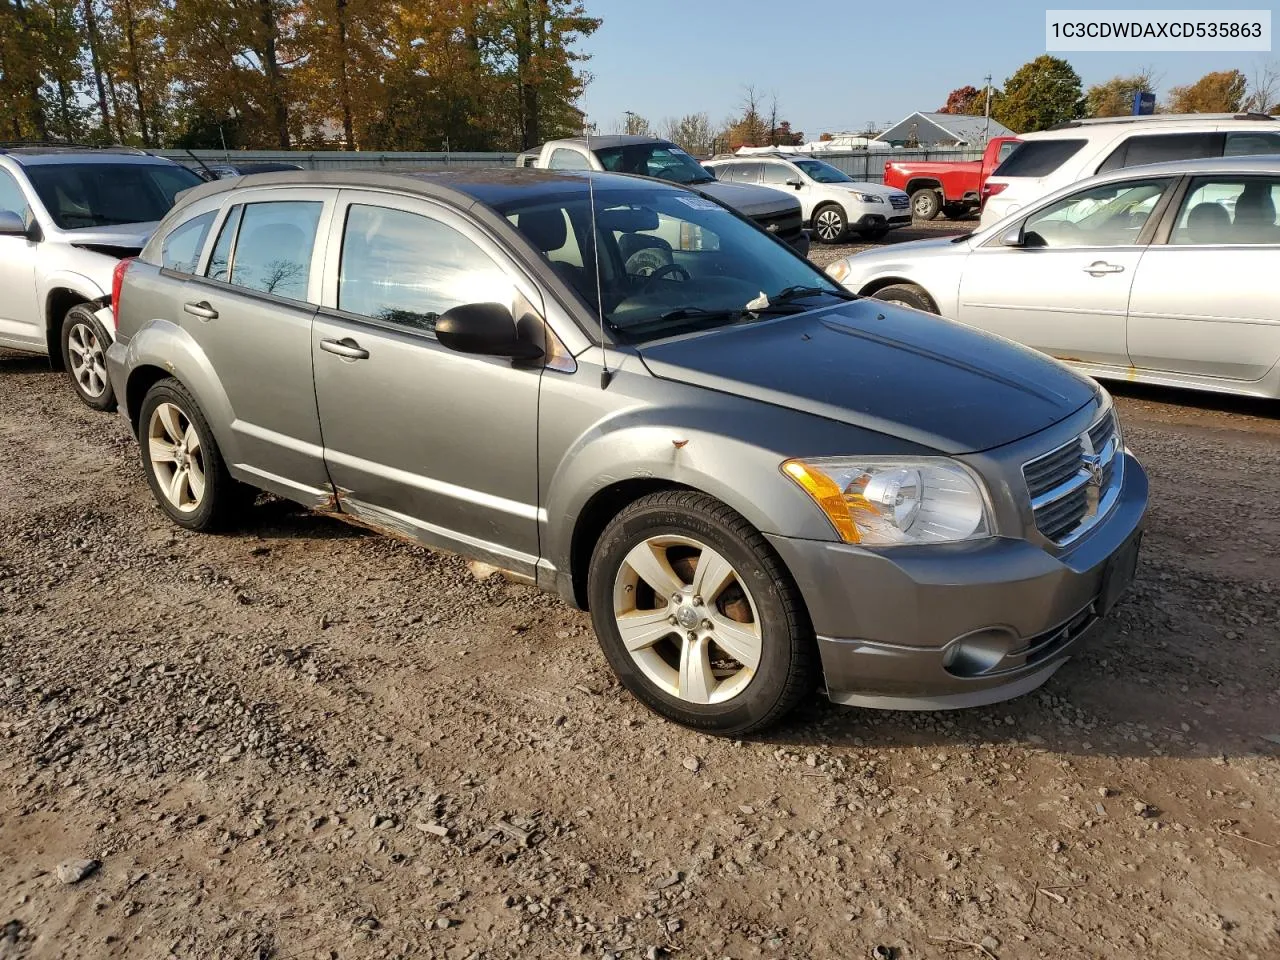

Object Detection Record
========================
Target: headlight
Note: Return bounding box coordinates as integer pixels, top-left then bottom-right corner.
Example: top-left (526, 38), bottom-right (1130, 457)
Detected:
top-left (782, 457), bottom-right (991, 545)
top-left (825, 259), bottom-right (852, 285)
top-left (853, 192), bottom-right (885, 203)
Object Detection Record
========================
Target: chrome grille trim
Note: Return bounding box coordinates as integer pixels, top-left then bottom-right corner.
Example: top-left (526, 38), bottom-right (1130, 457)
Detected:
top-left (1022, 409), bottom-right (1123, 547)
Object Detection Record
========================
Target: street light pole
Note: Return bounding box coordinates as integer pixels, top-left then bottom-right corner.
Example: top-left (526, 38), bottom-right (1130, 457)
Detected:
top-left (983, 74), bottom-right (993, 143)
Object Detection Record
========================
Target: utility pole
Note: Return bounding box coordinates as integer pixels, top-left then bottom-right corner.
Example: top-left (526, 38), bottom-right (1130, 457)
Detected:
top-left (983, 74), bottom-right (993, 143)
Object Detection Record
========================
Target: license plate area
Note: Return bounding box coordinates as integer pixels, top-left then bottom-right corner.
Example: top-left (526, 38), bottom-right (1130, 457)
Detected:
top-left (1098, 531), bottom-right (1142, 616)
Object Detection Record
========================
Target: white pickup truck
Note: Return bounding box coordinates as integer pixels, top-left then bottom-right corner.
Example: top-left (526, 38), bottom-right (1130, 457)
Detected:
top-left (516, 135), bottom-right (809, 257)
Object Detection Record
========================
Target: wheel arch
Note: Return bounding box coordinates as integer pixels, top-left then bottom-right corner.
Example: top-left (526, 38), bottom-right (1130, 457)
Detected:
top-left (905, 177), bottom-right (943, 197)
top-left (43, 280), bottom-right (106, 368)
top-left (857, 276), bottom-right (940, 312)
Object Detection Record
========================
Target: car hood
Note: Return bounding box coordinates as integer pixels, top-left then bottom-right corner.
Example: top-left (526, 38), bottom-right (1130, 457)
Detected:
top-left (695, 181), bottom-right (800, 217)
top-left (827, 181), bottom-right (904, 199)
top-left (637, 300), bottom-right (1096, 455)
top-left (63, 221), bottom-right (159, 250)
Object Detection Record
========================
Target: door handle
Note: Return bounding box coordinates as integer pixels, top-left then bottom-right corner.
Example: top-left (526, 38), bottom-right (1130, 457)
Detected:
top-left (320, 337), bottom-right (369, 360)
top-left (183, 301), bottom-right (218, 320)
top-left (1083, 261), bottom-right (1125, 276)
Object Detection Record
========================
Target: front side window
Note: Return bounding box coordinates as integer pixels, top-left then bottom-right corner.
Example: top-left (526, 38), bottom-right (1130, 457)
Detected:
top-left (1021, 179), bottom-right (1170, 248)
top-left (993, 139), bottom-right (1087, 178)
top-left (160, 211), bottom-right (216, 274)
top-left (208, 200), bottom-right (322, 301)
top-left (549, 148), bottom-right (590, 171)
top-left (338, 204), bottom-right (515, 333)
top-left (1172, 176), bottom-right (1280, 245)
top-left (498, 183), bottom-right (847, 344)
top-left (23, 162), bottom-right (202, 229)
top-left (0, 169), bottom-right (29, 220)
top-left (792, 158), bottom-right (853, 184)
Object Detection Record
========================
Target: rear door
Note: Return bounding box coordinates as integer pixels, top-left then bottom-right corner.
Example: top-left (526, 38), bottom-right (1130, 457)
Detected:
top-left (180, 188), bottom-right (335, 503)
top-left (1127, 174), bottom-right (1280, 382)
top-left (311, 190), bottom-right (543, 576)
top-left (0, 167), bottom-right (41, 349)
top-left (958, 176), bottom-right (1174, 367)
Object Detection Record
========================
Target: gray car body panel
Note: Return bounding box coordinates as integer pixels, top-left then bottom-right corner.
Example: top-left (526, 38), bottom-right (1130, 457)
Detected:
top-left (109, 168), bottom-right (1148, 712)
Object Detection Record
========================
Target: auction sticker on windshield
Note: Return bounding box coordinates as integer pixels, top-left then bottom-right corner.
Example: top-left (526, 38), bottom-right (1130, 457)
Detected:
top-left (673, 196), bottom-right (720, 211)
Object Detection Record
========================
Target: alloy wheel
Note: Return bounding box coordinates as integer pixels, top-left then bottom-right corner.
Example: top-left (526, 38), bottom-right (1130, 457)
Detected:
top-left (67, 321), bottom-right (108, 399)
top-left (814, 209), bottom-right (843, 242)
top-left (611, 535), bottom-right (763, 704)
top-left (146, 402), bottom-right (206, 513)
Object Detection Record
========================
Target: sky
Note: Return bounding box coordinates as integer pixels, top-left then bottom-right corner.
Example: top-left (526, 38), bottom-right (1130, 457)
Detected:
top-left (576, 0), bottom-right (1276, 137)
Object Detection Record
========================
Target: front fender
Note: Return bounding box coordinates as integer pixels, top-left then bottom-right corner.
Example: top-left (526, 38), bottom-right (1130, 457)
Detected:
top-left (39, 270), bottom-right (112, 332)
top-left (118, 319), bottom-right (243, 466)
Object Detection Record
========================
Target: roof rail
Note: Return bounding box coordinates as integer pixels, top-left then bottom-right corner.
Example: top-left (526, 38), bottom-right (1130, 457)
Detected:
top-left (1048, 112), bottom-right (1276, 131)
top-left (0, 140), bottom-right (150, 155)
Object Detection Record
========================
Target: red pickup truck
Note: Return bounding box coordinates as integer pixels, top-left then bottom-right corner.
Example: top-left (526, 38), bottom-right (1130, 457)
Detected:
top-left (883, 135), bottom-right (1020, 220)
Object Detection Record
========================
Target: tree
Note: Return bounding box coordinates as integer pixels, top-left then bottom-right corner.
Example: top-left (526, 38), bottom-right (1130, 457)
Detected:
top-left (621, 110), bottom-right (649, 135)
top-left (1086, 69), bottom-right (1158, 118)
top-left (771, 120), bottom-right (802, 146)
top-left (723, 85), bottom-right (771, 149)
top-left (661, 112), bottom-right (713, 155)
top-left (1167, 69), bottom-right (1247, 113)
top-left (938, 84), bottom-right (983, 116)
top-left (993, 55), bottom-right (1084, 133)
top-left (1244, 60), bottom-right (1280, 113)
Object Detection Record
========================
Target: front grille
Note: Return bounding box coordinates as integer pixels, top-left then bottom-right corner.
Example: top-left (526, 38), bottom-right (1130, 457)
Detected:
top-left (1023, 409), bottom-right (1122, 546)
top-left (889, 194), bottom-right (909, 211)
top-left (754, 209), bottom-right (803, 241)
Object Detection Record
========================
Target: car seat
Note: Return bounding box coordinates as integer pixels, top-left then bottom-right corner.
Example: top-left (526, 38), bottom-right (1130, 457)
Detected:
top-left (1232, 182), bottom-right (1278, 243)
top-left (1184, 202), bottom-right (1232, 245)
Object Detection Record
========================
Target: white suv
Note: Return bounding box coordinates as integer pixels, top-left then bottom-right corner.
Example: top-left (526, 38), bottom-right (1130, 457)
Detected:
top-left (0, 146), bottom-right (202, 409)
top-left (980, 112), bottom-right (1280, 228)
top-left (706, 154), bottom-right (911, 243)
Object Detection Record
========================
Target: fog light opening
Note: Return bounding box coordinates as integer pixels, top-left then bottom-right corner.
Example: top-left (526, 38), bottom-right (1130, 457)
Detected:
top-left (942, 628), bottom-right (1016, 678)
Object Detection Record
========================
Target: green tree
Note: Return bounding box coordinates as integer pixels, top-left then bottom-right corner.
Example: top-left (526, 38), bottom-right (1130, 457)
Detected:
top-left (993, 55), bottom-right (1084, 133)
top-left (621, 110), bottom-right (649, 135)
top-left (1167, 69), bottom-right (1248, 113)
top-left (1086, 69), bottom-right (1158, 118)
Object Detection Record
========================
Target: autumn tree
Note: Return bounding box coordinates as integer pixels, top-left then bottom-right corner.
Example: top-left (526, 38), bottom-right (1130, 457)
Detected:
top-left (1167, 69), bottom-right (1247, 113)
top-left (938, 85), bottom-right (984, 115)
top-left (0, 0), bottom-right (52, 139)
top-left (1085, 69), bottom-right (1158, 118)
top-left (661, 112), bottom-right (714, 154)
top-left (993, 55), bottom-right (1084, 133)
top-left (621, 110), bottom-right (650, 135)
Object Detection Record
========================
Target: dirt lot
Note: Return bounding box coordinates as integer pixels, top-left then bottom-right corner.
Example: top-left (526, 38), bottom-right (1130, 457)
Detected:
top-left (2, 232), bottom-right (1280, 959)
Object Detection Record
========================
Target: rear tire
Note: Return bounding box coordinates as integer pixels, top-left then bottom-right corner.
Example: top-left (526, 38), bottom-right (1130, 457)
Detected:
top-left (587, 490), bottom-right (817, 736)
top-left (60, 304), bottom-right (117, 411)
top-left (811, 204), bottom-right (847, 243)
top-left (872, 283), bottom-right (937, 314)
top-left (138, 378), bottom-right (249, 532)
top-left (910, 188), bottom-right (941, 221)
top-left (942, 204), bottom-right (971, 220)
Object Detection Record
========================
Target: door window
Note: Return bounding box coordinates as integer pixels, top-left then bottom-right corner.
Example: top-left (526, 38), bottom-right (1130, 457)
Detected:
top-left (760, 163), bottom-right (794, 185)
top-left (1224, 132), bottom-right (1280, 156)
top-left (548, 148), bottom-right (591, 170)
top-left (1021, 179), bottom-right (1170, 248)
top-left (1171, 177), bottom-right (1280, 245)
top-left (338, 204), bottom-right (515, 333)
top-left (720, 162), bottom-right (762, 184)
top-left (0, 169), bottom-right (28, 220)
top-left (209, 200), bottom-right (322, 301)
top-left (1097, 132), bottom-right (1223, 173)
top-left (160, 210), bottom-right (216, 274)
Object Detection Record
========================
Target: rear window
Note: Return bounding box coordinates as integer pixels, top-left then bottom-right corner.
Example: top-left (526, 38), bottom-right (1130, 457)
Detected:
top-left (992, 139), bottom-right (1087, 178)
top-left (24, 162), bottom-right (202, 230)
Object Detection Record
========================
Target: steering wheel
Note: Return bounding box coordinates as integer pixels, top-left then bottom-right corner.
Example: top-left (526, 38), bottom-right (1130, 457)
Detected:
top-left (640, 262), bottom-right (691, 289)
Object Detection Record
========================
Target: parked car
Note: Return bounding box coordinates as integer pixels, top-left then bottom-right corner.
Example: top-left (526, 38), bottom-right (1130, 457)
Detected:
top-left (827, 155), bottom-right (1280, 400)
top-left (884, 135), bottom-right (1020, 220)
top-left (193, 160), bottom-right (305, 181)
top-left (107, 169), bottom-right (1147, 734)
top-left (516, 135), bottom-right (809, 256)
top-left (0, 145), bottom-right (203, 409)
top-left (705, 154), bottom-right (911, 243)
top-left (980, 112), bottom-right (1280, 227)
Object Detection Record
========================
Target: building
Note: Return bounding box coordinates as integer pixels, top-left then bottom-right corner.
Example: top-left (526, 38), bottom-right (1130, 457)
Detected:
top-left (875, 112), bottom-right (1016, 147)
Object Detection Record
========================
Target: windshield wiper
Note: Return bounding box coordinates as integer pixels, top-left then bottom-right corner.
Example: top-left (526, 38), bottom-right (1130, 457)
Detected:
top-left (765, 284), bottom-right (857, 306)
top-left (619, 306), bottom-right (746, 338)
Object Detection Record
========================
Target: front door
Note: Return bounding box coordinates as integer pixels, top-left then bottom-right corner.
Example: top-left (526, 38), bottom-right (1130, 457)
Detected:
top-left (957, 177), bottom-right (1173, 367)
top-left (0, 169), bottom-right (41, 350)
top-left (312, 191), bottom-right (543, 577)
top-left (1128, 174), bottom-right (1280, 382)
top-left (179, 188), bottom-right (334, 504)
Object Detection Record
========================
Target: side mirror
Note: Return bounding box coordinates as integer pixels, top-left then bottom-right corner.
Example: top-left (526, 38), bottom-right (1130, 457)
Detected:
top-left (0, 210), bottom-right (29, 238)
top-left (999, 223), bottom-right (1026, 247)
top-left (435, 302), bottom-right (544, 363)
top-left (786, 178), bottom-right (803, 189)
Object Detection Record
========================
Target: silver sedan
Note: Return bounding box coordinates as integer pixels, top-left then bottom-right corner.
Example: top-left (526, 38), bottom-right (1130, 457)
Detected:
top-left (826, 155), bottom-right (1280, 400)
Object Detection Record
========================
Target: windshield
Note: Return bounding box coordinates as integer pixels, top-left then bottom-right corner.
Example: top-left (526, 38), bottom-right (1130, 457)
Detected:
top-left (593, 143), bottom-right (714, 185)
top-left (25, 162), bottom-right (203, 230)
top-left (499, 184), bottom-right (849, 344)
top-left (792, 158), bottom-right (853, 184)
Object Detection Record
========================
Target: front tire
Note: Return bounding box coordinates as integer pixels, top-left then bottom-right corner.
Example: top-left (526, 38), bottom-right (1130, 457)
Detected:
top-left (910, 188), bottom-right (941, 221)
top-left (61, 304), bottom-right (116, 411)
top-left (811, 204), bottom-right (847, 243)
top-left (587, 491), bottom-right (817, 736)
top-left (872, 283), bottom-right (937, 313)
top-left (138, 378), bottom-right (246, 531)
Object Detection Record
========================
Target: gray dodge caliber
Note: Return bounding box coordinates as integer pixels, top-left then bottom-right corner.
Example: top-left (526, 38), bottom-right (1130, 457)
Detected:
top-left (106, 169), bottom-right (1148, 735)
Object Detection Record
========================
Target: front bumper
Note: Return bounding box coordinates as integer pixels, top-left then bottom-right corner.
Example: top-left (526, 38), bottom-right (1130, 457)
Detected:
top-left (852, 212), bottom-right (912, 231)
top-left (766, 452), bottom-right (1148, 710)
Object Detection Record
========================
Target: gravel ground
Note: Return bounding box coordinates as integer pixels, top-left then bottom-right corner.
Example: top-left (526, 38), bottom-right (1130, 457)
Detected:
top-left (2, 238), bottom-right (1279, 958)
